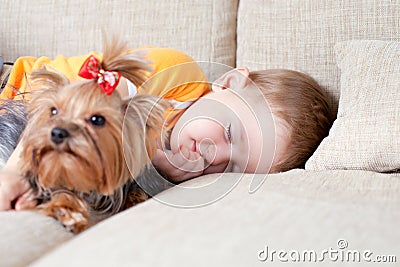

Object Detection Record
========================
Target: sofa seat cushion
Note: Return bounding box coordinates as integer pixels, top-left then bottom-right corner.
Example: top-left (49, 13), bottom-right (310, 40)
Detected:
top-left (0, 211), bottom-right (72, 267)
top-left (29, 170), bottom-right (400, 266)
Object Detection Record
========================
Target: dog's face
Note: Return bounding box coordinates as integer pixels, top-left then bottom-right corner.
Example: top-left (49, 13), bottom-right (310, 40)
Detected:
top-left (21, 70), bottom-right (166, 195)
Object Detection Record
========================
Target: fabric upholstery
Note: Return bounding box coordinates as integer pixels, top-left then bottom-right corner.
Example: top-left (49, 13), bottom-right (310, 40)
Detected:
top-left (236, 0), bottom-right (400, 113)
top-left (0, 1), bottom-right (399, 266)
top-left (0, 211), bottom-right (72, 267)
top-left (30, 171), bottom-right (400, 266)
top-left (306, 40), bottom-right (400, 172)
top-left (0, 0), bottom-right (238, 70)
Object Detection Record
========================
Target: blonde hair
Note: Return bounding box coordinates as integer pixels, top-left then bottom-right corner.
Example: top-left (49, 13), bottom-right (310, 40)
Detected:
top-left (249, 69), bottom-right (332, 172)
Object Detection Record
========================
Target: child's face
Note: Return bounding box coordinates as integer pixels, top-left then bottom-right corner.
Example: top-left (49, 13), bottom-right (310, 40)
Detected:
top-left (170, 83), bottom-right (285, 174)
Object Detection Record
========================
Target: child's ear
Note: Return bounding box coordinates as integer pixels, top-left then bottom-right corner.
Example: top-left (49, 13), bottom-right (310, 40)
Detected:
top-left (212, 67), bottom-right (250, 92)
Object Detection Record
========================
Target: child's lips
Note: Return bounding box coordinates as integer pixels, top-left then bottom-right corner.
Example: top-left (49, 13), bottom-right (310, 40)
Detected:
top-left (179, 141), bottom-right (198, 153)
top-left (192, 141), bottom-right (197, 152)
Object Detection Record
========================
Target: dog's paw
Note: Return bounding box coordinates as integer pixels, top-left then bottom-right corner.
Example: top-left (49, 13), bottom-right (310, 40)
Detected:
top-left (53, 206), bottom-right (89, 234)
top-left (38, 193), bottom-right (90, 234)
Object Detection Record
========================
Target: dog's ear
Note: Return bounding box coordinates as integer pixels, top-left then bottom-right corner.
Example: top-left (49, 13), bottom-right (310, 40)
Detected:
top-left (121, 95), bottom-right (170, 171)
top-left (24, 67), bottom-right (71, 125)
top-left (29, 66), bottom-right (70, 93)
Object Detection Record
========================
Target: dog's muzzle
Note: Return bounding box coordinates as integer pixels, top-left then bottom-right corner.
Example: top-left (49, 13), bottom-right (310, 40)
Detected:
top-left (51, 127), bottom-right (69, 144)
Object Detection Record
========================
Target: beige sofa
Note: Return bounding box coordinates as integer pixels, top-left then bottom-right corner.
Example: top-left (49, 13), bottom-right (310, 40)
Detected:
top-left (1, 1), bottom-right (400, 266)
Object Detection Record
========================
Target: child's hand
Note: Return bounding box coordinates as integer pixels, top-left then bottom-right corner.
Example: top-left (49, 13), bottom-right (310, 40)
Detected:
top-left (0, 169), bottom-right (36, 211)
top-left (152, 147), bottom-right (205, 183)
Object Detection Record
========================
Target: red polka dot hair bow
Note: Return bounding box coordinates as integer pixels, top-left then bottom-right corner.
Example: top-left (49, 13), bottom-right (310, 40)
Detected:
top-left (78, 55), bottom-right (121, 95)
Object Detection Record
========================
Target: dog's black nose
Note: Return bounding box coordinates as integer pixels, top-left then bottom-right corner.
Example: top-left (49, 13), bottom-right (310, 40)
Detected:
top-left (51, 127), bottom-right (69, 144)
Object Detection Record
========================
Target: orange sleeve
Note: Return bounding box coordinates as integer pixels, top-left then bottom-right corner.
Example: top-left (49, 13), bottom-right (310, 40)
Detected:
top-left (1, 48), bottom-right (209, 128)
top-left (136, 47), bottom-right (211, 128)
top-left (138, 47), bottom-right (210, 100)
top-left (0, 56), bottom-right (38, 100)
top-left (0, 52), bottom-right (102, 100)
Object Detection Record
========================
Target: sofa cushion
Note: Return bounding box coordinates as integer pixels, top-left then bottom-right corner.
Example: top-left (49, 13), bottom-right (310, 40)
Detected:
top-left (0, 0), bottom-right (238, 71)
top-left (0, 211), bottom-right (72, 267)
top-left (236, 0), bottom-right (400, 113)
top-left (306, 40), bottom-right (400, 172)
top-left (30, 170), bottom-right (400, 266)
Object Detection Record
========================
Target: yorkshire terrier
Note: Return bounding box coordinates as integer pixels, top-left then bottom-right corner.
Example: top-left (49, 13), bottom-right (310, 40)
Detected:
top-left (1, 38), bottom-right (170, 233)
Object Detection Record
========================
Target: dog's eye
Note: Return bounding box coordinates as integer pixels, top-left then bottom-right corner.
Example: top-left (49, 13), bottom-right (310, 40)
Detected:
top-left (50, 107), bottom-right (58, 116)
top-left (89, 115), bottom-right (106, 127)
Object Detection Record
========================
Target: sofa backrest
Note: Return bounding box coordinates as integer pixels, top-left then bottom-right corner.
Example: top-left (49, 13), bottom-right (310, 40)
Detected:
top-left (236, 0), bottom-right (400, 112)
top-left (1, 0), bottom-right (400, 113)
top-left (0, 0), bottom-right (238, 71)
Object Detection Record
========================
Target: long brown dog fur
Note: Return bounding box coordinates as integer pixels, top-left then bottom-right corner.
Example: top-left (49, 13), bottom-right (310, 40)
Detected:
top-left (19, 38), bottom-right (170, 233)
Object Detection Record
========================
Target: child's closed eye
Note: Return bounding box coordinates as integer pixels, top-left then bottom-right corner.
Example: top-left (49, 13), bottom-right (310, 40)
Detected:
top-left (225, 123), bottom-right (232, 143)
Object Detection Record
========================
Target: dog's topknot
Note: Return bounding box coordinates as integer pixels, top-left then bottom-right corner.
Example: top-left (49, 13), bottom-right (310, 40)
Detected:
top-left (101, 35), bottom-right (152, 89)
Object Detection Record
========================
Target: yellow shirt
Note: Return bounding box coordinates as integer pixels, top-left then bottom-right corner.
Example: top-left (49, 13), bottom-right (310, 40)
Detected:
top-left (1, 47), bottom-right (210, 127)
